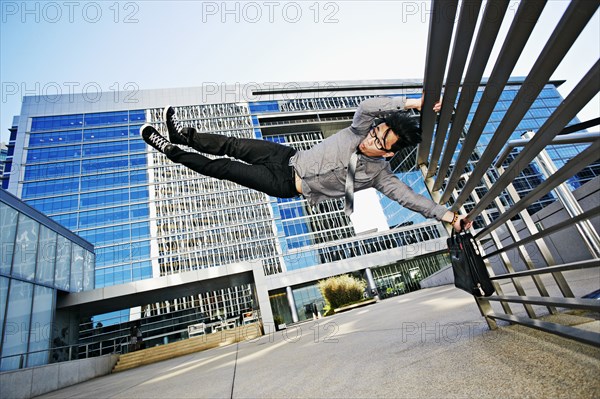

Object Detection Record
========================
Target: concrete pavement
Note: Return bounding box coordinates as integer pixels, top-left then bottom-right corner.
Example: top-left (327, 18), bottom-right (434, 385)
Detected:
top-left (35, 274), bottom-right (600, 399)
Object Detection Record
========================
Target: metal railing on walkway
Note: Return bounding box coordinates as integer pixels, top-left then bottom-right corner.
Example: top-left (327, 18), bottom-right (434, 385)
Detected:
top-left (420, 0), bottom-right (600, 346)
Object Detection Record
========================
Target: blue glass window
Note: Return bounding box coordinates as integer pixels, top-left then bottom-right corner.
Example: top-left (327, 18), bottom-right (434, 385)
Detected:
top-left (129, 110), bottom-right (146, 123)
top-left (248, 101), bottom-right (279, 113)
top-left (499, 90), bottom-right (517, 101)
top-left (22, 177), bottom-right (79, 198)
top-left (131, 240), bottom-right (150, 261)
top-left (129, 139), bottom-right (146, 153)
top-left (95, 268), bottom-right (105, 287)
top-left (0, 203), bottom-right (18, 275)
top-left (35, 225), bottom-right (57, 285)
top-left (27, 145), bottom-right (82, 163)
top-left (27, 285), bottom-right (54, 367)
top-left (80, 188), bottom-right (130, 209)
top-left (130, 186), bottom-right (148, 202)
top-left (83, 126), bottom-right (130, 141)
top-left (95, 244), bottom-right (130, 267)
top-left (31, 114), bottom-right (83, 132)
top-left (54, 235), bottom-right (71, 290)
top-left (26, 195), bottom-right (79, 214)
top-left (84, 111), bottom-right (129, 127)
top-left (79, 206), bottom-right (129, 229)
top-left (81, 171), bottom-right (130, 191)
top-left (130, 154), bottom-right (147, 168)
top-left (79, 224), bottom-right (131, 246)
top-left (29, 130), bottom-right (83, 147)
top-left (25, 161), bottom-right (80, 180)
top-left (51, 213), bottom-right (78, 230)
top-left (1, 280), bottom-right (33, 371)
top-left (82, 155), bottom-right (129, 174)
top-left (82, 141), bottom-right (128, 157)
top-left (129, 170), bottom-right (148, 185)
top-left (130, 204), bottom-right (149, 220)
top-left (132, 261), bottom-right (152, 281)
top-left (131, 222), bottom-right (150, 239)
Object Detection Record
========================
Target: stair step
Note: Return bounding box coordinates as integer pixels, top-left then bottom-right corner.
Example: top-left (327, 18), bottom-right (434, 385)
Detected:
top-left (112, 324), bottom-right (261, 372)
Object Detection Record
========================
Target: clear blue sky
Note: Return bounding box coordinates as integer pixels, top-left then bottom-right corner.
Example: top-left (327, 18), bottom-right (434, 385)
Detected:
top-left (1, 1), bottom-right (598, 144)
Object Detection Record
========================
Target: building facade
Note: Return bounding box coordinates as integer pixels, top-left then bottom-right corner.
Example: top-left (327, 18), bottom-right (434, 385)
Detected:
top-left (0, 190), bottom-right (94, 371)
top-left (2, 79), bottom-right (597, 361)
top-left (0, 143), bottom-right (7, 176)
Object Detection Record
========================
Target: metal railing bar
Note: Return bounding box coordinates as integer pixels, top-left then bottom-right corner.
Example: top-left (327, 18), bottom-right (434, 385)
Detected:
top-left (467, 188), bottom-right (532, 317)
top-left (426, 0), bottom-right (483, 178)
top-left (446, 0), bottom-right (599, 208)
top-left (490, 259), bottom-right (600, 280)
top-left (475, 140), bottom-right (600, 239)
top-left (418, 0), bottom-right (459, 167)
top-left (482, 206), bottom-right (600, 259)
top-left (433, 0), bottom-right (546, 192)
top-left (0, 344), bottom-right (77, 360)
top-left (470, 61), bottom-right (600, 217)
top-left (486, 296), bottom-right (600, 311)
top-left (494, 131), bottom-right (600, 169)
top-left (559, 117), bottom-right (600, 136)
top-left (478, 172), bottom-right (572, 304)
top-left (487, 313), bottom-right (600, 347)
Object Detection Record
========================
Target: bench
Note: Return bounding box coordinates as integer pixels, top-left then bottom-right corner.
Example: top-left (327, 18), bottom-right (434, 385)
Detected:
top-left (187, 323), bottom-right (206, 337)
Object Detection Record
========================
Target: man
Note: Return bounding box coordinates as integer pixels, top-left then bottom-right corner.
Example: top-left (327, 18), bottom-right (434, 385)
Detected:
top-left (141, 96), bottom-right (472, 232)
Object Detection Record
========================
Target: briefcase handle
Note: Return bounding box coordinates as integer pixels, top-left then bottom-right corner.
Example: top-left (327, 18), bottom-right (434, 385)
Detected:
top-left (450, 218), bottom-right (469, 238)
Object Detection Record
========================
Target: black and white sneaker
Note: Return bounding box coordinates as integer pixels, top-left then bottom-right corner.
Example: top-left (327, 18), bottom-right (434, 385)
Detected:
top-left (141, 124), bottom-right (174, 154)
top-left (163, 106), bottom-right (190, 145)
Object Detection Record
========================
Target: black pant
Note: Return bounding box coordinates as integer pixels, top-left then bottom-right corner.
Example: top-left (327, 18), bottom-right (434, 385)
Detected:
top-left (166, 129), bottom-right (298, 198)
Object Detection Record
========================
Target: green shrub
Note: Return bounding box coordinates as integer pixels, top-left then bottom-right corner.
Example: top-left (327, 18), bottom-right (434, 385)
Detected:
top-left (318, 275), bottom-right (367, 310)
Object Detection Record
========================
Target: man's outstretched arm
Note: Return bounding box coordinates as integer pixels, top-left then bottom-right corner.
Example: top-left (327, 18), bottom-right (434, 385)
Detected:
top-left (405, 96), bottom-right (442, 113)
top-left (374, 172), bottom-right (472, 232)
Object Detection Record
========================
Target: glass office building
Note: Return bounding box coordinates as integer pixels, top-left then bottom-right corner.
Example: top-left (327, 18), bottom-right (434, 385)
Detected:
top-left (3, 79), bottom-right (597, 349)
top-left (18, 110), bottom-right (150, 288)
top-left (462, 83), bottom-right (599, 216)
top-left (0, 143), bottom-right (7, 175)
top-left (0, 189), bottom-right (94, 371)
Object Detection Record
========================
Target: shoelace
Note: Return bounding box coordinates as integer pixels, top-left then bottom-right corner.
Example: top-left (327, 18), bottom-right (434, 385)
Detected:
top-left (169, 110), bottom-right (185, 132)
top-left (150, 132), bottom-right (169, 152)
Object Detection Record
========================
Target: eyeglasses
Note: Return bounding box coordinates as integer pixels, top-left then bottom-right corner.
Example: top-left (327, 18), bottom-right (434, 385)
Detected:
top-left (369, 125), bottom-right (392, 151)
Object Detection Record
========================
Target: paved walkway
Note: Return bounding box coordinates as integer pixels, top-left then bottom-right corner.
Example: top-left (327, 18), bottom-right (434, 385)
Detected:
top-left (37, 274), bottom-right (599, 399)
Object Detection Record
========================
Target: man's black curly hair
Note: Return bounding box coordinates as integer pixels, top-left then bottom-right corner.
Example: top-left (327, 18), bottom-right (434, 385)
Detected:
top-left (383, 111), bottom-right (422, 152)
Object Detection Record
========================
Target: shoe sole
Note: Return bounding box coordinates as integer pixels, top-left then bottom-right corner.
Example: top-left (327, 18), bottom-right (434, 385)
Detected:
top-left (162, 106), bottom-right (174, 126)
top-left (162, 105), bottom-right (189, 145)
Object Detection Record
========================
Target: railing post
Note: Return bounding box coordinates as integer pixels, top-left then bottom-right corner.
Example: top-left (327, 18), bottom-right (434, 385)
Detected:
top-left (468, 187), bottom-right (534, 318)
top-left (523, 131), bottom-right (600, 259)
top-left (490, 167), bottom-right (575, 300)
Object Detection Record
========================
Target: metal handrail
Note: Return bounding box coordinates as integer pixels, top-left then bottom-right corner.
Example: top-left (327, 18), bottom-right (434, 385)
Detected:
top-left (444, 1), bottom-right (599, 207)
top-left (0, 344), bottom-right (79, 370)
top-left (494, 132), bottom-right (600, 168)
top-left (419, 0), bottom-right (600, 347)
top-left (474, 141), bottom-right (600, 239)
top-left (481, 207), bottom-right (600, 259)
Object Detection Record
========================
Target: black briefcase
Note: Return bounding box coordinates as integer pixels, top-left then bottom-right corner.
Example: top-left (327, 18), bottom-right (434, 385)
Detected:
top-left (447, 231), bottom-right (495, 297)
